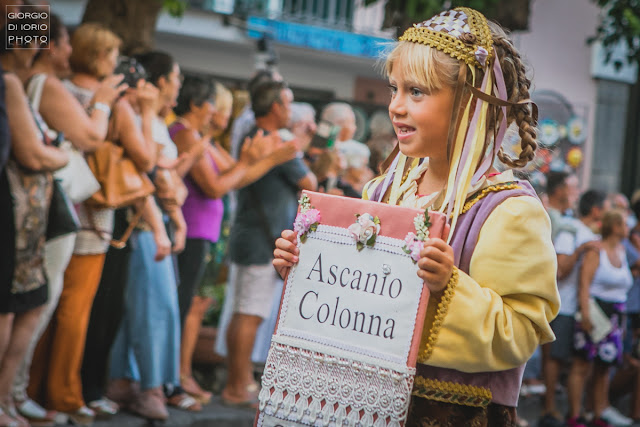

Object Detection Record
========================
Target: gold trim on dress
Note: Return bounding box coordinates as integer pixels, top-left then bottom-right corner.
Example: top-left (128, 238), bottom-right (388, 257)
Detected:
top-left (459, 182), bottom-right (522, 215)
top-left (419, 267), bottom-right (459, 363)
top-left (412, 376), bottom-right (492, 408)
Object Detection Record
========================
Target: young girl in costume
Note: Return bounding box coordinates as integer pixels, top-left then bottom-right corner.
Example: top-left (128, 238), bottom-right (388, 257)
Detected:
top-left (274, 7), bottom-right (559, 426)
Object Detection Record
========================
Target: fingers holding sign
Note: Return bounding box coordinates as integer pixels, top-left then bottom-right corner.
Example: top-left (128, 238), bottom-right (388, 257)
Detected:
top-left (273, 229), bottom-right (299, 280)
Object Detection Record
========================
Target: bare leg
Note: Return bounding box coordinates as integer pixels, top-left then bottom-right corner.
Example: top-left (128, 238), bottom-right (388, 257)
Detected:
top-left (632, 363), bottom-right (640, 419)
top-left (567, 357), bottom-right (592, 418)
top-left (0, 312), bottom-right (18, 426)
top-left (180, 296), bottom-right (213, 402)
top-left (542, 343), bottom-right (561, 415)
top-left (180, 296), bottom-right (213, 378)
top-left (592, 363), bottom-right (611, 419)
top-left (0, 307), bottom-right (44, 425)
top-left (222, 313), bottom-right (262, 403)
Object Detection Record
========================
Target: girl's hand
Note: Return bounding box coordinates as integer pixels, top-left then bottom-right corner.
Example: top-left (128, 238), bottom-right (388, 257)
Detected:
top-left (417, 237), bottom-right (454, 297)
top-left (273, 229), bottom-right (299, 279)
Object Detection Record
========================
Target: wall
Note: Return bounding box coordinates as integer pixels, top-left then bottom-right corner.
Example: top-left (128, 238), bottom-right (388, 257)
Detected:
top-left (512, 0), bottom-right (601, 187)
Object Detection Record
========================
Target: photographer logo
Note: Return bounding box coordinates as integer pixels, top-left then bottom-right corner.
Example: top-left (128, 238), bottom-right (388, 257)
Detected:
top-left (6, 5), bottom-right (50, 49)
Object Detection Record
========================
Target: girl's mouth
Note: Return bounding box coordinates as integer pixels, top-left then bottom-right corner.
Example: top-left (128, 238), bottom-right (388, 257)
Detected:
top-left (396, 125), bottom-right (416, 140)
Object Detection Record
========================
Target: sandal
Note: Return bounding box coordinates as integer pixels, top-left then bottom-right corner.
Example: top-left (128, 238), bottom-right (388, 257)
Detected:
top-left (0, 408), bottom-right (18, 427)
top-left (167, 393), bottom-right (202, 412)
top-left (0, 403), bottom-right (27, 427)
top-left (220, 390), bottom-right (259, 410)
top-left (88, 397), bottom-right (119, 418)
top-left (14, 398), bottom-right (56, 427)
top-left (180, 375), bottom-right (212, 405)
top-left (129, 389), bottom-right (168, 421)
top-left (61, 406), bottom-right (94, 427)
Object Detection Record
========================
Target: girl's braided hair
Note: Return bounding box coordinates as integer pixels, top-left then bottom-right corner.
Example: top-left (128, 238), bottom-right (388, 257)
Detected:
top-left (488, 22), bottom-right (537, 169)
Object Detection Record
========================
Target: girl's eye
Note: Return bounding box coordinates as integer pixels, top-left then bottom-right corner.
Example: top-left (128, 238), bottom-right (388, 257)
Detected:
top-left (388, 84), bottom-right (397, 96)
top-left (411, 88), bottom-right (423, 97)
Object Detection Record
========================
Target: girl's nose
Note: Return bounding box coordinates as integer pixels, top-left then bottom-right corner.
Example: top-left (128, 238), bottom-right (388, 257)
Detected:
top-left (388, 93), bottom-right (406, 118)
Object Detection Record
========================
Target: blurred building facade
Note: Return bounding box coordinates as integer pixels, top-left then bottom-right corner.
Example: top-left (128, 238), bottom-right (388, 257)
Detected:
top-left (52, 0), bottom-right (637, 193)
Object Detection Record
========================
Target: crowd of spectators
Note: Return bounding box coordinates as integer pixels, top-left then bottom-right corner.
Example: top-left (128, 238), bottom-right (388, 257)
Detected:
top-left (0, 6), bottom-right (389, 426)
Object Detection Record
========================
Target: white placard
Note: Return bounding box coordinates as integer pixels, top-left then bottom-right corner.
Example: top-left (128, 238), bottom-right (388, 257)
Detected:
top-left (278, 225), bottom-right (423, 366)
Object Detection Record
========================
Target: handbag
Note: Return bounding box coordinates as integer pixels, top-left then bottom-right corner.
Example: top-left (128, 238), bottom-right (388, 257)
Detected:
top-left (26, 73), bottom-right (100, 204)
top-left (86, 109), bottom-right (155, 209)
top-left (24, 82), bottom-right (79, 242)
top-left (46, 179), bottom-right (80, 241)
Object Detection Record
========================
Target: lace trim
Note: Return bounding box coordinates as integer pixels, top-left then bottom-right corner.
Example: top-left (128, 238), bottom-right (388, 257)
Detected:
top-left (412, 376), bottom-right (492, 408)
top-left (259, 342), bottom-right (415, 426)
top-left (418, 267), bottom-right (459, 363)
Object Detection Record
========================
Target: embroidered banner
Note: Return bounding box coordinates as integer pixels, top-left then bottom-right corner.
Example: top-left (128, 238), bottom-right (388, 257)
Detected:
top-left (256, 191), bottom-right (446, 427)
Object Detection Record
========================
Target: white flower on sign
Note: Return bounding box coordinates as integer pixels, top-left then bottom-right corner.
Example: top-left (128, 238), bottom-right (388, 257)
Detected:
top-left (348, 213), bottom-right (381, 251)
top-left (403, 209), bottom-right (432, 263)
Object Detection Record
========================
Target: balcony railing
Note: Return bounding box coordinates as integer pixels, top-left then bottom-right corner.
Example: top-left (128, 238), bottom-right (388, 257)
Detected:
top-left (189, 0), bottom-right (388, 37)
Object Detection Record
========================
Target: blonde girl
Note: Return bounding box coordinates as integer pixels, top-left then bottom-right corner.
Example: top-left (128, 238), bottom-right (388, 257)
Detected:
top-left (274, 7), bottom-right (559, 426)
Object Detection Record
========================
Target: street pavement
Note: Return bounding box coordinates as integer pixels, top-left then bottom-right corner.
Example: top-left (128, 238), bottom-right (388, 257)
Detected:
top-left (46, 384), bottom-right (640, 427)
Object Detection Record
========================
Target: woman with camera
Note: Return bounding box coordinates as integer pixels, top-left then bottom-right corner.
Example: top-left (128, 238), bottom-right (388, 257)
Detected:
top-left (27, 23), bottom-right (169, 427)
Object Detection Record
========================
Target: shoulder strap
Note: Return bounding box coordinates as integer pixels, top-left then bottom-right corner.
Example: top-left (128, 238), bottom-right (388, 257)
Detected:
top-left (26, 73), bottom-right (48, 111)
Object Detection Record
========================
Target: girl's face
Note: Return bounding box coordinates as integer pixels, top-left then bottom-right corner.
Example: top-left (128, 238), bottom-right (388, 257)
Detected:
top-left (387, 56), bottom-right (455, 160)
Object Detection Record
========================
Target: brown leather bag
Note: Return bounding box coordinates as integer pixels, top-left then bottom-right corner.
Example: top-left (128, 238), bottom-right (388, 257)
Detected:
top-left (86, 110), bottom-right (155, 209)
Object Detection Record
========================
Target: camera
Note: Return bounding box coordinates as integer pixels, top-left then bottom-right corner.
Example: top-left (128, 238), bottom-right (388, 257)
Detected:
top-left (114, 57), bottom-right (147, 88)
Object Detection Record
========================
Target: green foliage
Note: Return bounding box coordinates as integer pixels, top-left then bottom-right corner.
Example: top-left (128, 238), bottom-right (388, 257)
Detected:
top-left (591, 0), bottom-right (640, 66)
top-left (163, 0), bottom-right (187, 17)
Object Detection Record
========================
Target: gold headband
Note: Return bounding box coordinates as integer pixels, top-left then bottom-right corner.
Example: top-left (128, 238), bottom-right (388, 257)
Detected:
top-left (399, 7), bottom-right (494, 69)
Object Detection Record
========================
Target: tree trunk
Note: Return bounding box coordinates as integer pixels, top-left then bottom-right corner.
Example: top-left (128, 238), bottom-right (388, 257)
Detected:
top-left (81, 0), bottom-right (164, 56)
top-left (485, 0), bottom-right (531, 32)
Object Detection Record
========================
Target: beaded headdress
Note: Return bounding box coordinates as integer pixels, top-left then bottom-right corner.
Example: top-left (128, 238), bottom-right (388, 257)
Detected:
top-left (381, 8), bottom-right (536, 240)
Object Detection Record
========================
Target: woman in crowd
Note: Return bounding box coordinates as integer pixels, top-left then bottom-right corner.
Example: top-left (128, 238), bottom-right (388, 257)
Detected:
top-left (171, 76), bottom-right (296, 403)
top-left (610, 192), bottom-right (640, 422)
top-left (10, 15), bottom-right (124, 426)
top-left (275, 7), bottom-right (559, 425)
top-left (0, 22), bottom-right (69, 427)
top-left (178, 81), bottom-right (234, 404)
top-left (28, 23), bottom-right (168, 427)
top-left (569, 209), bottom-right (634, 427)
top-left (105, 50), bottom-right (203, 421)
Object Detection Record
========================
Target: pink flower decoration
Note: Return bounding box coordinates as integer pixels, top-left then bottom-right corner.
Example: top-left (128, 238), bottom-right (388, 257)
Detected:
top-left (294, 209), bottom-right (321, 241)
top-left (403, 232), bottom-right (424, 263)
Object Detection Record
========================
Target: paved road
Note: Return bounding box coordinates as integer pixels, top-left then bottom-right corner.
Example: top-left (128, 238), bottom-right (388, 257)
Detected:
top-left (48, 385), bottom-right (639, 427)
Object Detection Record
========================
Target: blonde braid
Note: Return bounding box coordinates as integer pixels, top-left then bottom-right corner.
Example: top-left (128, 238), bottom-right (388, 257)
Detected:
top-left (490, 24), bottom-right (537, 169)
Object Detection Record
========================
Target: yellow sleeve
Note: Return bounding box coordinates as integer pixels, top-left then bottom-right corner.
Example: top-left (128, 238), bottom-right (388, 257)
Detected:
top-left (419, 195), bottom-right (560, 373)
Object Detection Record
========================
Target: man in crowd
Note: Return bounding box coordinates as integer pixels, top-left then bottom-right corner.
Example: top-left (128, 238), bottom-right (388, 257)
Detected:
top-left (222, 80), bottom-right (316, 407)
